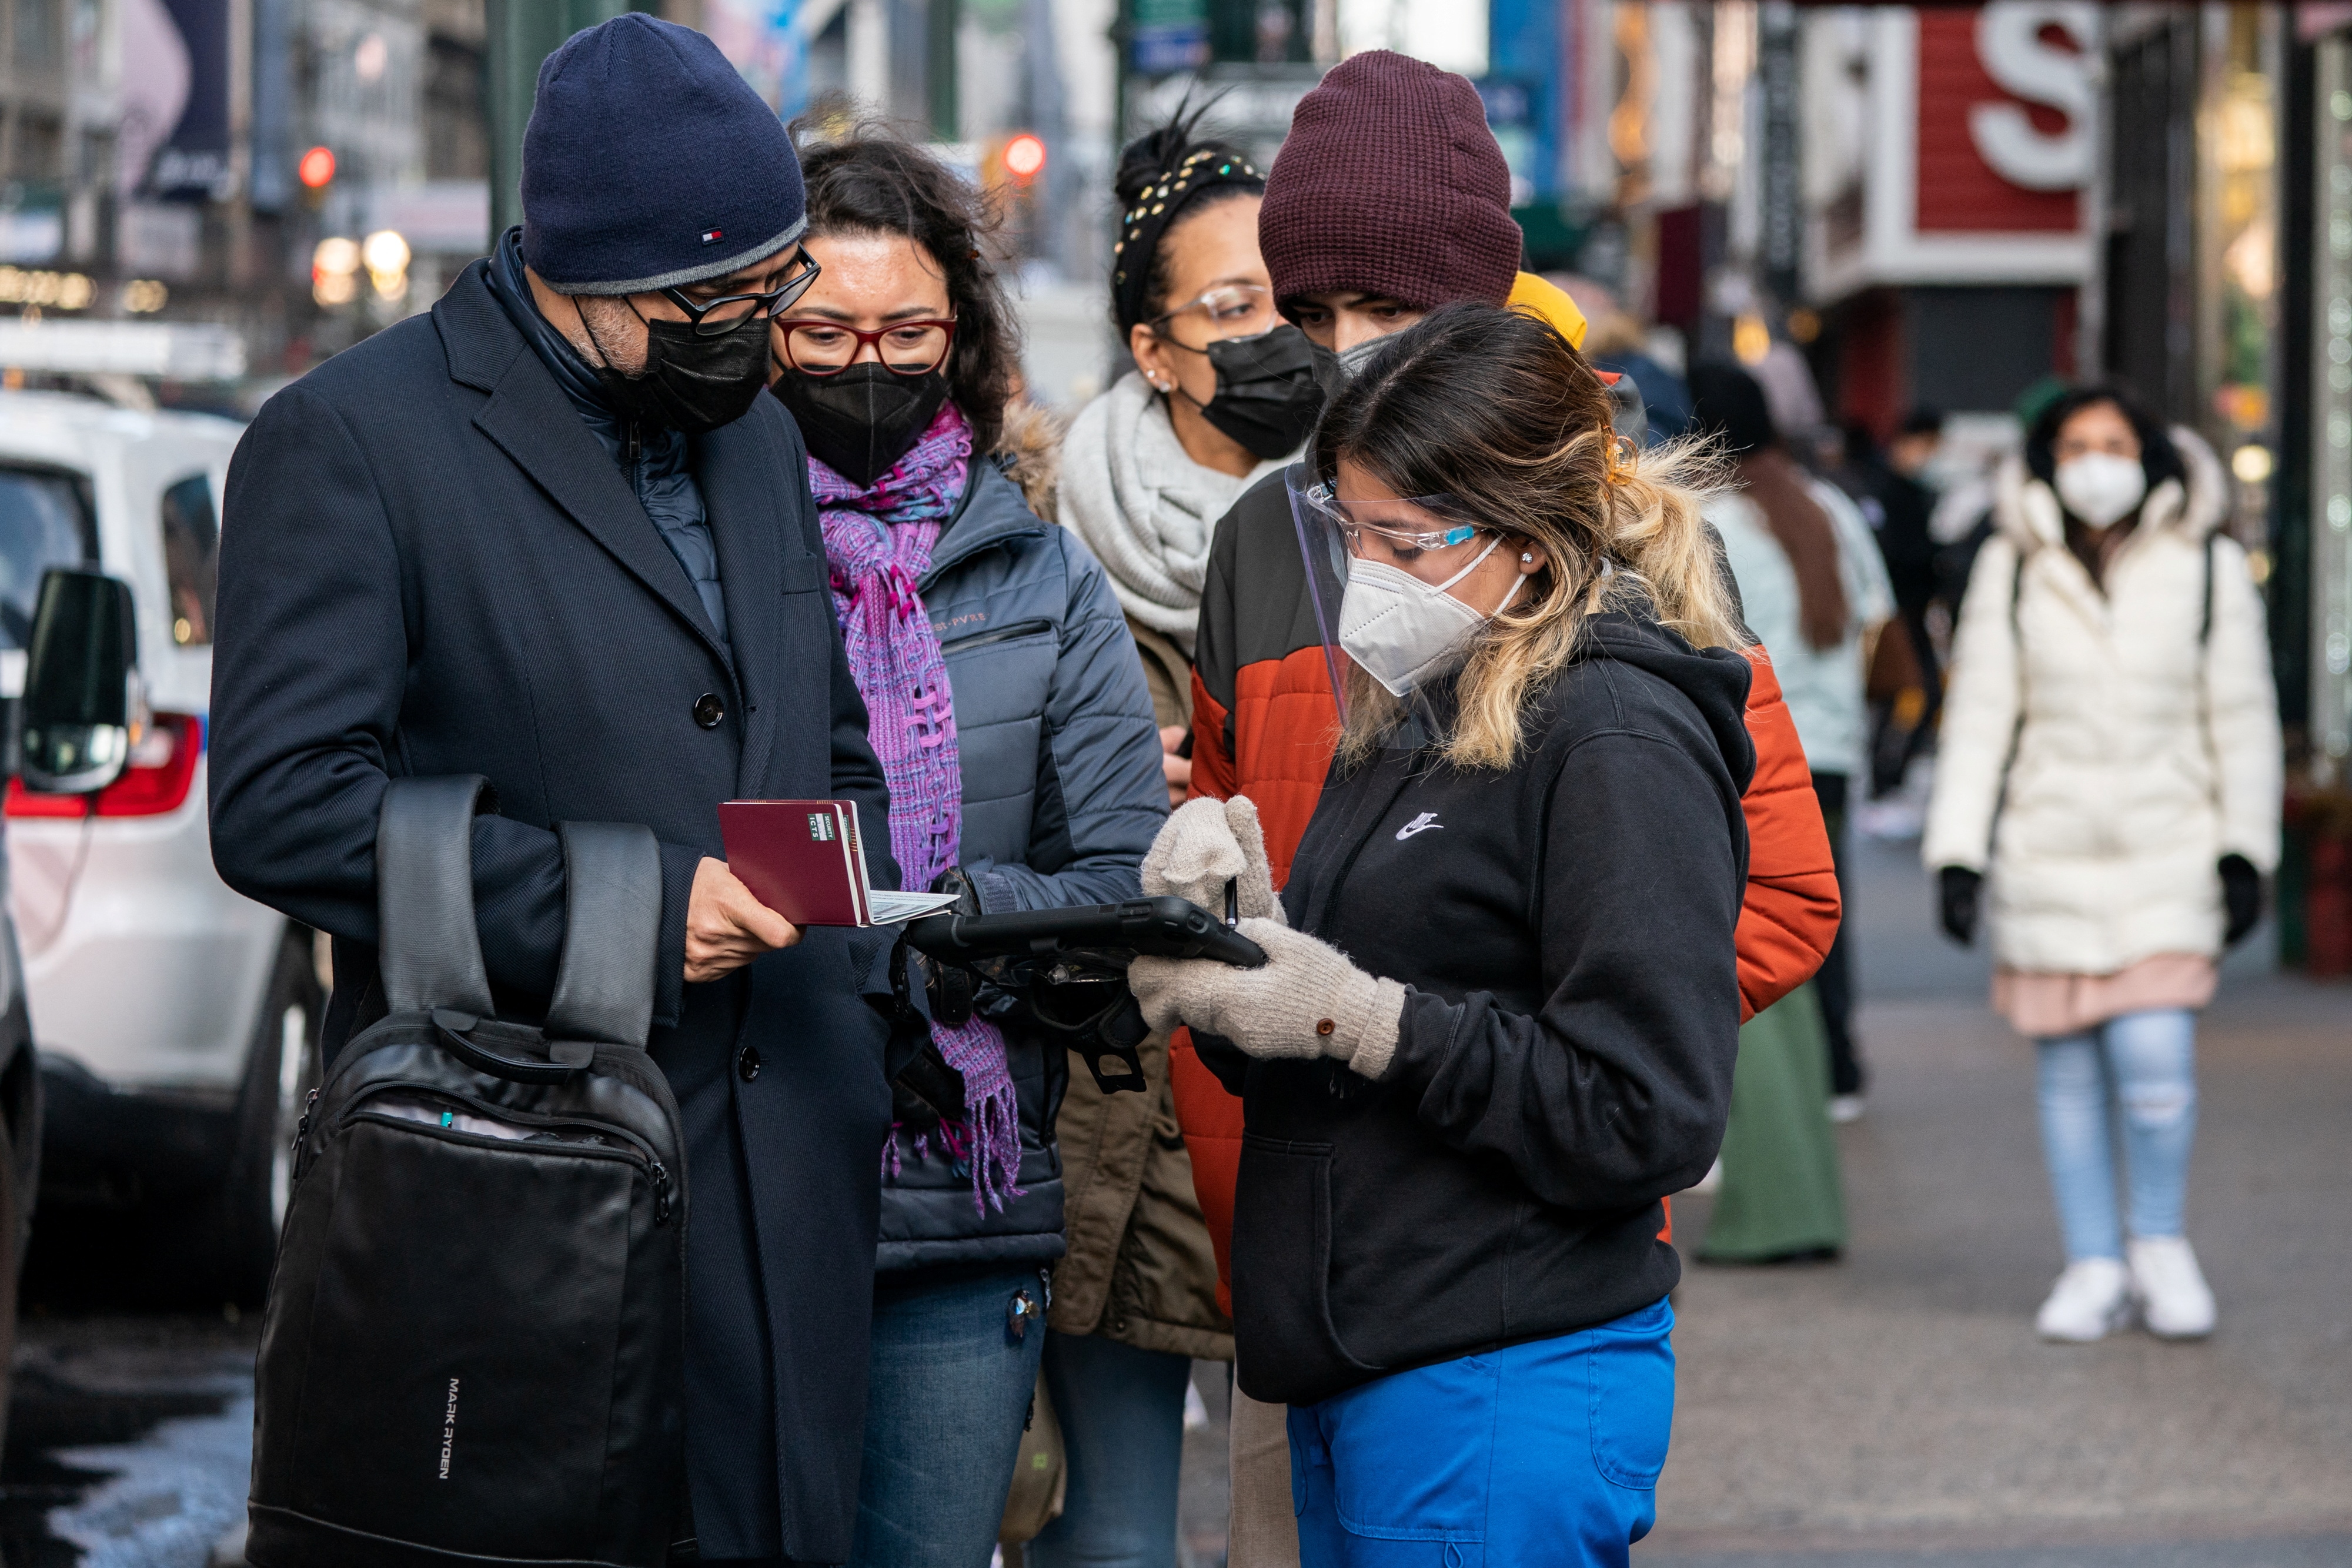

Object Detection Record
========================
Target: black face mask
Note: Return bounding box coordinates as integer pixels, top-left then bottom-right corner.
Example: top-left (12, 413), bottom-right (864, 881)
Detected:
top-left (770, 362), bottom-right (953, 487)
top-left (586, 303), bottom-right (775, 436)
top-left (1170, 324), bottom-right (1338, 460)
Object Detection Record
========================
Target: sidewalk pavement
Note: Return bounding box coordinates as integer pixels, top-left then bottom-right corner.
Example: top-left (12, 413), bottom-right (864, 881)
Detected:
top-left (1641, 836), bottom-right (2352, 1565)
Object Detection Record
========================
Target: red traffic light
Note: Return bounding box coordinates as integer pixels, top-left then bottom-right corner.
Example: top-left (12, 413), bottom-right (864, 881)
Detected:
top-left (298, 146), bottom-right (336, 189)
top-left (1003, 133), bottom-right (1046, 182)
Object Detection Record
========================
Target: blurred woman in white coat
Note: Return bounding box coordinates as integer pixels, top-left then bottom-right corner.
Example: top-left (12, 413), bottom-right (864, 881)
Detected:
top-left (1924, 386), bottom-right (2279, 1343)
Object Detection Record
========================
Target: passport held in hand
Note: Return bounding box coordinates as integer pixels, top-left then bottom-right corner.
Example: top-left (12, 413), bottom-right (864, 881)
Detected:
top-left (717, 800), bottom-right (961, 927)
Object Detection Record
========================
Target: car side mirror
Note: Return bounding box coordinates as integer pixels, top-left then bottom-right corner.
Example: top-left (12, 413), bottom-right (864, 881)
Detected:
top-left (18, 568), bottom-right (140, 796)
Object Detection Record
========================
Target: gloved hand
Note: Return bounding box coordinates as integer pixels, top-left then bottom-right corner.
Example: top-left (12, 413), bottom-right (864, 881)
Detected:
top-left (1140, 795), bottom-right (1282, 926)
top-left (1937, 865), bottom-right (1982, 947)
top-left (2220, 854), bottom-right (2262, 947)
top-left (1128, 919), bottom-right (1406, 1080)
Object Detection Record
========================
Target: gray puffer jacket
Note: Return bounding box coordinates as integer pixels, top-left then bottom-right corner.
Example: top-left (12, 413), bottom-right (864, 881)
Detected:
top-left (877, 411), bottom-right (1168, 1275)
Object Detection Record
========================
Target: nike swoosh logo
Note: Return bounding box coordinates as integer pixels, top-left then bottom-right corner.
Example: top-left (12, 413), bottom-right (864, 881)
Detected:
top-left (1395, 815), bottom-right (1444, 840)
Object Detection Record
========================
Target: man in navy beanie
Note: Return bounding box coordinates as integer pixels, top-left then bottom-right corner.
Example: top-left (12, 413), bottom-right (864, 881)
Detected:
top-left (210, 14), bottom-right (912, 1564)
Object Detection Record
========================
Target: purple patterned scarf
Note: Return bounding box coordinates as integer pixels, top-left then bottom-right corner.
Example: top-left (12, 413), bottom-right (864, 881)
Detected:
top-left (811, 403), bottom-right (1020, 1213)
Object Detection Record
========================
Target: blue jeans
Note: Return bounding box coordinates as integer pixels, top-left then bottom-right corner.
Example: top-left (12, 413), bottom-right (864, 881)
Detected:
top-left (1025, 1332), bottom-right (1194, 1568)
top-left (1287, 1298), bottom-right (1674, 1567)
top-left (2037, 1008), bottom-right (2199, 1262)
top-left (847, 1266), bottom-right (1050, 1568)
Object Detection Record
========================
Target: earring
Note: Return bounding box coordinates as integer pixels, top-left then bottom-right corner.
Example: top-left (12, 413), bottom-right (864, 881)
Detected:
top-left (1521, 552), bottom-right (1535, 564)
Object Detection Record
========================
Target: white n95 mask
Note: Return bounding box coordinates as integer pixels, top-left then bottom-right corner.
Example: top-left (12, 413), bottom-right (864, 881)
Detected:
top-left (2053, 452), bottom-right (2147, 529)
top-left (1337, 535), bottom-right (1524, 698)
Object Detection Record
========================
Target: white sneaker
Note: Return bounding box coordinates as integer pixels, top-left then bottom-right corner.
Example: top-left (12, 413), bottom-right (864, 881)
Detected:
top-left (2129, 1237), bottom-right (2216, 1339)
top-left (2036, 1258), bottom-right (2134, 1342)
top-left (1829, 1094), bottom-right (1866, 1124)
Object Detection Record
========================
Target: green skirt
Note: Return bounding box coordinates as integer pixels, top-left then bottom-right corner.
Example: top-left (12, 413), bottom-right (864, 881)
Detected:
top-left (1698, 982), bottom-right (1847, 1261)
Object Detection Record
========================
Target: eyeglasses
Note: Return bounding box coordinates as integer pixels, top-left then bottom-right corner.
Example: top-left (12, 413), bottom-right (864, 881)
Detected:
top-left (659, 246), bottom-right (823, 337)
top-left (774, 316), bottom-right (959, 376)
top-left (1300, 480), bottom-right (1483, 560)
top-left (1151, 283), bottom-right (1277, 343)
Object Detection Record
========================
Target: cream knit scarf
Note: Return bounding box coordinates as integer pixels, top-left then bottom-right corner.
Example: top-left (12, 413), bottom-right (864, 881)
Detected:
top-left (1060, 370), bottom-right (1290, 656)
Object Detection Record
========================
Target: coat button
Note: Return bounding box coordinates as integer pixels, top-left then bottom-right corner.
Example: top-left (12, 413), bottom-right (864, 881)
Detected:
top-left (1315, 1018), bottom-right (1337, 1036)
top-left (737, 1045), bottom-right (761, 1082)
top-left (693, 693), bottom-right (726, 729)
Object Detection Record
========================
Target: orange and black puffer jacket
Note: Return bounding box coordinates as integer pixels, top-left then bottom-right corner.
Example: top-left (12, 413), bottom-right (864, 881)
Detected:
top-left (1170, 275), bottom-right (1842, 1310)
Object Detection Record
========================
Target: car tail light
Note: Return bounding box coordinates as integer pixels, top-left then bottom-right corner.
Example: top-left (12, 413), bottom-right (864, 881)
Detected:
top-left (6, 713), bottom-right (203, 818)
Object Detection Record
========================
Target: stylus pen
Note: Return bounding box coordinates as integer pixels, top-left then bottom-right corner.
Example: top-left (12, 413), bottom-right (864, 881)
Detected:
top-left (1224, 877), bottom-right (1238, 928)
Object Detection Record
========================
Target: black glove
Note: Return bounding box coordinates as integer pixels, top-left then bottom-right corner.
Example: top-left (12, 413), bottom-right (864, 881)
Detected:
top-left (1937, 865), bottom-right (1982, 947)
top-left (2220, 854), bottom-right (2262, 948)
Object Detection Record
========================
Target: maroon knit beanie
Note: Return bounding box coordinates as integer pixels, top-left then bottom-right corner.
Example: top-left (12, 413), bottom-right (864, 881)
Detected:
top-left (1259, 51), bottom-right (1521, 312)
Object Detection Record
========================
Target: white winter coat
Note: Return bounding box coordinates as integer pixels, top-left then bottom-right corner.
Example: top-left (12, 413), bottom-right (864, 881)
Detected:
top-left (1709, 476), bottom-right (1895, 778)
top-left (1922, 429), bottom-right (2280, 974)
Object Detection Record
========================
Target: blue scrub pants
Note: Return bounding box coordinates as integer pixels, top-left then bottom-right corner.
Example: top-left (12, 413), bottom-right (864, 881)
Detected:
top-left (1286, 1298), bottom-right (1674, 1568)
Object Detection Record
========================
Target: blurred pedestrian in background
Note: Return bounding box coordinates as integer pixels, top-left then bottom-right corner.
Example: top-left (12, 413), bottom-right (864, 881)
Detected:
top-left (1171, 51), bottom-right (1835, 1564)
top-left (212, 18), bottom-right (909, 1561)
top-left (1831, 412), bottom-right (1943, 804)
top-left (1924, 385), bottom-right (2280, 1343)
top-left (1135, 302), bottom-right (1752, 1568)
top-left (1685, 364), bottom-right (1886, 1262)
top-left (769, 121), bottom-right (1168, 1567)
top-left (1551, 273), bottom-right (1694, 443)
top-left (1693, 363), bottom-right (1891, 1128)
top-left (1030, 105), bottom-right (1284, 1568)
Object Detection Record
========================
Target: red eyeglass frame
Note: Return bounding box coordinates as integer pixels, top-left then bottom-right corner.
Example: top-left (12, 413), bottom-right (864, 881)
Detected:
top-left (774, 317), bottom-right (959, 376)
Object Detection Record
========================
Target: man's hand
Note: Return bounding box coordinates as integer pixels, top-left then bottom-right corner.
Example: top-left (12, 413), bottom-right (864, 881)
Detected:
top-left (686, 856), bottom-right (800, 982)
top-left (1160, 725), bottom-right (1191, 810)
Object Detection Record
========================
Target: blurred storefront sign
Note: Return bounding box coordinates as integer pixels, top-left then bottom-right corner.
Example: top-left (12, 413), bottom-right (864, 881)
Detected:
top-left (146, 0), bottom-right (237, 200)
top-left (1806, 4), bottom-right (2096, 298)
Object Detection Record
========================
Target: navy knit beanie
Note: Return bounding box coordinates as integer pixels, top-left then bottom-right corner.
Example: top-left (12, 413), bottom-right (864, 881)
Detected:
top-left (1259, 51), bottom-right (1521, 312)
top-left (521, 14), bottom-right (805, 294)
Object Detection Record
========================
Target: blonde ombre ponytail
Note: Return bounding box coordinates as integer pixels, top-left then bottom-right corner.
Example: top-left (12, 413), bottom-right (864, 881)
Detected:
top-left (1321, 304), bottom-right (1747, 772)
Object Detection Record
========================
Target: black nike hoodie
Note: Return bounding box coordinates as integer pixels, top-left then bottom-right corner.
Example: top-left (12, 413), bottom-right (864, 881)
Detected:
top-left (1199, 610), bottom-right (1756, 1406)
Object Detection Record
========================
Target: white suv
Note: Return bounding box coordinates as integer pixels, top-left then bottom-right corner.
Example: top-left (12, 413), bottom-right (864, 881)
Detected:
top-left (0, 389), bottom-right (322, 1299)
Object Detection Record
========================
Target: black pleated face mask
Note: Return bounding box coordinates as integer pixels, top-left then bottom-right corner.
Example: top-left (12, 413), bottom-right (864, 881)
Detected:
top-left (770, 363), bottom-right (953, 487)
top-left (590, 306), bottom-right (777, 436)
top-left (1181, 324), bottom-right (1339, 460)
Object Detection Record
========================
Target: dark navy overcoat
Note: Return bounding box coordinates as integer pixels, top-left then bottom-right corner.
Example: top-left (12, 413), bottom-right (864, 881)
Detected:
top-left (209, 259), bottom-right (903, 1563)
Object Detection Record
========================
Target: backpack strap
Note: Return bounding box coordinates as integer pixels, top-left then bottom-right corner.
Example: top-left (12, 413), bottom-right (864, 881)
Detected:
top-left (2199, 530), bottom-right (2217, 646)
top-left (546, 821), bottom-right (662, 1048)
top-left (376, 776), bottom-right (497, 1017)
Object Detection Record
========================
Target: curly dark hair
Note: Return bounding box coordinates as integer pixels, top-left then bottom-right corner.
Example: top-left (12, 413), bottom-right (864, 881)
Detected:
top-left (790, 112), bottom-right (1019, 454)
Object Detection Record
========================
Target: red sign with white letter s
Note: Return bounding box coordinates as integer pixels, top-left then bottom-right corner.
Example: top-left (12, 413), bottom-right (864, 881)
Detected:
top-left (1915, 3), bottom-right (2094, 234)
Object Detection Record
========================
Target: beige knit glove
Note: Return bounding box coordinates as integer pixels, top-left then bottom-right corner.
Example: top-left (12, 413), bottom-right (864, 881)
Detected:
top-left (1140, 795), bottom-right (1283, 926)
top-left (1128, 918), bottom-right (1406, 1081)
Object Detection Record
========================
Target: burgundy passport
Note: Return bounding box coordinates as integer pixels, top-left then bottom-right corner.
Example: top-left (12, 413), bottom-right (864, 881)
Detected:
top-left (718, 800), bottom-right (960, 927)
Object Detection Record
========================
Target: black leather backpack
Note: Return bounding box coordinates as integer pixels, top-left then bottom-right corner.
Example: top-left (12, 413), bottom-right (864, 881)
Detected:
top-left (246, 777), bottom-right (687, 1568)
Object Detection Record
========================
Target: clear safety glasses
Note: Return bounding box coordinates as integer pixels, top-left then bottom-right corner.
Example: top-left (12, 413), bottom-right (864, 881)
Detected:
top-left (1291, 476), bottom-right (1487, 564)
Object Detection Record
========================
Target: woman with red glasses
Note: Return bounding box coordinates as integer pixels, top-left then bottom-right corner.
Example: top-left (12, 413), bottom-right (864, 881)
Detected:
top-left (770, 118), bottom-right (1168, 1568)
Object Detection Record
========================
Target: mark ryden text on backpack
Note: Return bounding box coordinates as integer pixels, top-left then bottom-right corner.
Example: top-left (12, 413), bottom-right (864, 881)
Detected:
top-left (439, 1378), bottom-right (459, 1479)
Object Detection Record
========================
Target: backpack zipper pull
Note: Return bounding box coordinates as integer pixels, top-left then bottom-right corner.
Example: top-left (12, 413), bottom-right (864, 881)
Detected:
top-left (650, 1160), bottom-right (673, 1225)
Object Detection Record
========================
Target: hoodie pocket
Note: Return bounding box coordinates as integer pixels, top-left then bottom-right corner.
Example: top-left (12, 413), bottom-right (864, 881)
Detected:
top-left (1231, 1134), bottom-right (1385, 1405)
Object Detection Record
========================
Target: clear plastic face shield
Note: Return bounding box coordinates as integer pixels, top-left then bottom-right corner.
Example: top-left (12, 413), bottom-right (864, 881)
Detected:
top-left (1282, 464), bottom-right (1524, 715)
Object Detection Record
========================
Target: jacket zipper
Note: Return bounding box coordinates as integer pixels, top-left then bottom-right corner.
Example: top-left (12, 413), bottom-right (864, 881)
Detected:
top-left (939, 618), bottom-right (1052, 655)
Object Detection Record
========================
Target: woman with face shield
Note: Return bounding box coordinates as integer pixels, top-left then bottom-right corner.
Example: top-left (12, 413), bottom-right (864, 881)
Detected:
top-left (1925, 386), bottom-right (2279, 1345)
top-left (1128, 303), bottom-right (1754, 1566)
top-left (768, 118), bottom-right (1171, 1568)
